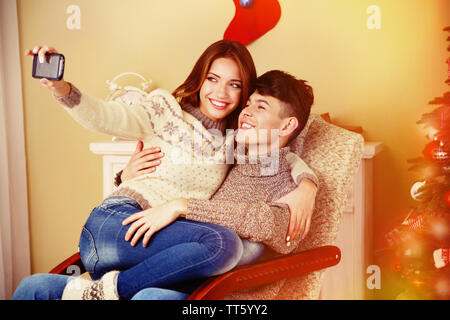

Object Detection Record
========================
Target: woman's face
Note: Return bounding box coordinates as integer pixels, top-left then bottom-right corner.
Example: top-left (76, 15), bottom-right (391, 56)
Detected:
top-left (199, 57), bottom-right (242, 122)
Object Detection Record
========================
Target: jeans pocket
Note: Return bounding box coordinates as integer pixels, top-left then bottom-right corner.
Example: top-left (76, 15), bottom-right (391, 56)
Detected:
top-left (100, 197), bottom-right (141, 214)
top-left (79, 227), bottom-right (99, 276)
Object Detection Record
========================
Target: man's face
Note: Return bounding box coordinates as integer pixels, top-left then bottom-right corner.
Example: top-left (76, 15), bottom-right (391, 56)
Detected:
top-left (235, 91), bottom-right (286, 150)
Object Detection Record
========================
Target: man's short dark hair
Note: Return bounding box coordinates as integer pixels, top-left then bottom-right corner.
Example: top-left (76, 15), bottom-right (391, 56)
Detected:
top-left (253, 70), bottom-right (314, 143)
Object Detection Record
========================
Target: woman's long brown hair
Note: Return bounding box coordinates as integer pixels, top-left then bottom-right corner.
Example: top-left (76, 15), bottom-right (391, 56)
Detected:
top-left (172, 40), bottom-right (257, 129)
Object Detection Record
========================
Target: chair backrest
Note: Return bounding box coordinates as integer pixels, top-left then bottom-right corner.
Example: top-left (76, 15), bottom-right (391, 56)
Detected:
top-left (277, 114), bottom-right (364, 299)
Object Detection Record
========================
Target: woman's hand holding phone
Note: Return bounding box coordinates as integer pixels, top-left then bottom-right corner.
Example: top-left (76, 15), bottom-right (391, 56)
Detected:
top-left (25, 45), bottom-right (71, 97)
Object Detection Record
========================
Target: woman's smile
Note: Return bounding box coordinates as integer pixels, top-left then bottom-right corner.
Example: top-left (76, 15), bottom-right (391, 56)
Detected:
top-left (208, 98), bottom-right (230, 110)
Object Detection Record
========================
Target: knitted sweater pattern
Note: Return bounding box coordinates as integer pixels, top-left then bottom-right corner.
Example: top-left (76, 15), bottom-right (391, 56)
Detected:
top-left (55, 84), bottom-right (232, 209)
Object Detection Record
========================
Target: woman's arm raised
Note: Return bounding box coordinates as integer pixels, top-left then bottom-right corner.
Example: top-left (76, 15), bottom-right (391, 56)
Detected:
top-left (26, 45), bottom-right (156, 140)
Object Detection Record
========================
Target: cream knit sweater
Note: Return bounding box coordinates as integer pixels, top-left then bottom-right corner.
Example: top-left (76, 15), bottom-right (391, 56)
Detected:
top-left (55, 84), bottom-right (317, 209)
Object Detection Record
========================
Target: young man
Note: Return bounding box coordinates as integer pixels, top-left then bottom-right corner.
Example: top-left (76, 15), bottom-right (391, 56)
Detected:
top-left (13, 70), bottom-right (317, 300)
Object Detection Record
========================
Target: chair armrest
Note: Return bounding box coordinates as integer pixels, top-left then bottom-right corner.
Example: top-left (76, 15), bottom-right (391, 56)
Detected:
top-left (49, 252), bottom-right (86, 276)
top-left (187, 245), bottom-right (341, 300)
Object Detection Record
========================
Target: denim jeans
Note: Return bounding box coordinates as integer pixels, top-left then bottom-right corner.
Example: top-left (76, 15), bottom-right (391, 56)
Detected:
top-left (12, 196), bottom-right (264, 300)
top-left (79, 196), bottom-right (264, 299)
top-left (12, 236), bottom-right (263, 300)
top-left (131, 287), bottom-right (189, 300)
top-left (12, 273), bottom-right (188, 300)
top-left (12, 274), bottom-right (71, 300)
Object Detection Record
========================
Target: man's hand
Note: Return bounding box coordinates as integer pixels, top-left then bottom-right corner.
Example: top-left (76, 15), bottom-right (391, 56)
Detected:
top-left (275, 179), bottom-right (317, 244)
top-left (122, 199), bottom-right (188, 247)
top-left (121, 140), bottom-right (165, 182)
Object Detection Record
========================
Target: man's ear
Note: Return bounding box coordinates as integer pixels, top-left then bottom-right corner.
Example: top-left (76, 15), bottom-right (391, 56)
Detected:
top-left (279, 117), bottom-right (298, 137)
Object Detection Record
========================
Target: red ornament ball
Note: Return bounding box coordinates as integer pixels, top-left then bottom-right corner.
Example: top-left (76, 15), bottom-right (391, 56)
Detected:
top-left (423, 140), bottom-right (449, 162)
top-left (445, 190), bottom-right (450, 209)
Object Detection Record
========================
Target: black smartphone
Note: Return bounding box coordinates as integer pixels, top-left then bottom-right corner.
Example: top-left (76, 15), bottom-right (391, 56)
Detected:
top-left (32, 53), bottom-right (65, 81)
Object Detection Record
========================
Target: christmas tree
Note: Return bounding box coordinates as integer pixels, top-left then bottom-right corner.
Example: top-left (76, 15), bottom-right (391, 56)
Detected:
top-left (378, 26), bottom-right (450, 300)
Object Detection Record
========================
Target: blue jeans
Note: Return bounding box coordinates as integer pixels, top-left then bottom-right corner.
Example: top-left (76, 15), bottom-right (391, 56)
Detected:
top-left (12, 274), bottom-right (71, 300)
top-left (12, 273), bottom-right (188, 300)
top-left (12, 233), bottom-right (263, 300)
top-left (131, 288), bottom-right (189, 300)
top-left (13, 196), bottom-right (264, 300)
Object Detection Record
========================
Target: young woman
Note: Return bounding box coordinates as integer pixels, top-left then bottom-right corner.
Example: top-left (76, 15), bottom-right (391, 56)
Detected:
top-left (13, 40), bottom-right (317, 300)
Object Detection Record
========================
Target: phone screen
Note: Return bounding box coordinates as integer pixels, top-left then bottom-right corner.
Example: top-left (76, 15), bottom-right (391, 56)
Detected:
top-left (32, 53), bottom-right (65, 80)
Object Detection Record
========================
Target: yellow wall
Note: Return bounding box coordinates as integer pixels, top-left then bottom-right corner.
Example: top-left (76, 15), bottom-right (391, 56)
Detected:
top-left (17, 0), bottom-right (450, 274)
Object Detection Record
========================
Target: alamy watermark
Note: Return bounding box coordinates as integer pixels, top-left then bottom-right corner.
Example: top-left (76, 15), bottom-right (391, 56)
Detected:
top-left (366, 265), bottom-right (381, 290)
top-left (66, 5), bottom-right (81, 30)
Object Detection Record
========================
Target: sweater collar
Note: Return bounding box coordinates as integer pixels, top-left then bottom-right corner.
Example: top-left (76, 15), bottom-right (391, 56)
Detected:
top-left (183, 105), bottom-right (227, 133)
top-left (234, 146), bottom-right (292, 177)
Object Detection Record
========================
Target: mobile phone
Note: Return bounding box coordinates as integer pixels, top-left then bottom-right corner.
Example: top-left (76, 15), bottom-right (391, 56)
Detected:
top-left (32, 53), bottom-right (65, 81)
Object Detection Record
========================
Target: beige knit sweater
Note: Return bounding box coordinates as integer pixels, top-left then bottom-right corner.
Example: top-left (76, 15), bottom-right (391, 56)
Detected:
top-left (188, 115), bottom-right (365, 300)
top-left (187, 147), bottom-right (305, 300)
top-left (55, 84), bottom-right (317, 211)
